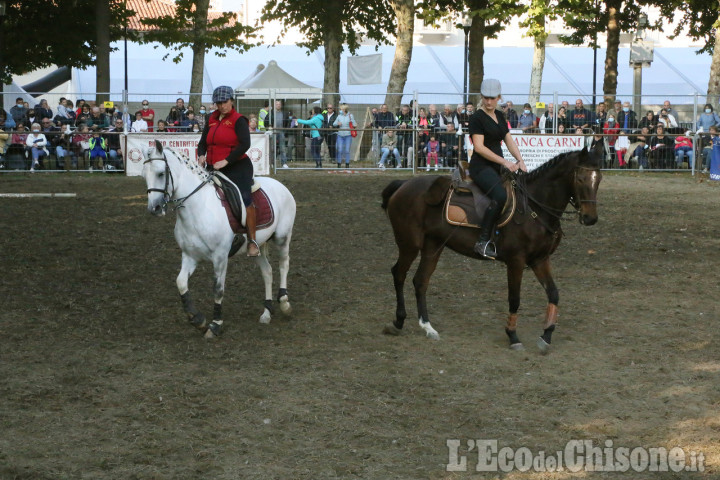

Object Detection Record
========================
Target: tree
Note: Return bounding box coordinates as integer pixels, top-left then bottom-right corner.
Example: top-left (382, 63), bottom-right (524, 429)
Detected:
top-left (141, 0), bottom-right (258, 109)
top-left (557, 0), bottom-right (643, 108)
top-left (655, 0), bottom-right (720, 104)
top-left (261, 0), bottom-right (395, 108)
top-left (96, 0), bottom-right (112, 104)
top-left (418, 0), bottom-right (525, 106)
top-left (385, 0), bottom-right (415, 113)
top-left (520, 0), bottom-right (559, 106)
top-left (0, 1), bottom-right (132, 87)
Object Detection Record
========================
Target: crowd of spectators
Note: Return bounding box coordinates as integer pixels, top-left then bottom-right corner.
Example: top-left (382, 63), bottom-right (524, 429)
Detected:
top-left (0, 96), bottom-right (210, 171)
top-left (2, 94), bottom-right (718, 172)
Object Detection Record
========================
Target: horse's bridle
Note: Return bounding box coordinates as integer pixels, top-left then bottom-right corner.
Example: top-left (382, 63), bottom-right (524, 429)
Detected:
top-left (144, 153), bottom-right (175, 212)
top-left (569, 166), bottom-right (600, 211)
top-left (144, 150), bottom-right (212, 212)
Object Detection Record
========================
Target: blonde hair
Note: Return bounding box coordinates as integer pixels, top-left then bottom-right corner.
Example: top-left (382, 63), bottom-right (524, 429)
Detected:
top-left (339, 103), bottom-right (349, 114)
top-left (31, 122), bottom-right (41, 130)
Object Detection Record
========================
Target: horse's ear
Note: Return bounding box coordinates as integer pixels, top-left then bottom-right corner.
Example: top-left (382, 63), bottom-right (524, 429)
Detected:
top-left (155, 140), bottom-right (163, 154)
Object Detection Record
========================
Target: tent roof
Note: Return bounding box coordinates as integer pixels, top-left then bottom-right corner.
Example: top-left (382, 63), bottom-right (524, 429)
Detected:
top-left (235, 60), bottom-right (322, 100)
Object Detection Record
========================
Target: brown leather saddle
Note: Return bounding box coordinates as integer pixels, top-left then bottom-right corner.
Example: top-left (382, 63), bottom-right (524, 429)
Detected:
top-left (445, 160), bottom-right (516, 229)
top-left (212, 173), bottom-right (274, 234)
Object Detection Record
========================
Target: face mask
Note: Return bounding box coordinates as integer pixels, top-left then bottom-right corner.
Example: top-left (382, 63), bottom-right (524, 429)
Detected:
top-left (623, 107), bottom-right (629, 112)
top-left (200, 109), bottom-right (206, 114)
top-left (706, 108), bottom-right (712, 114)
top-left (32, 129), bottom-right (40, 133)
top-left (524, 109), bottom-right (530, 114)
top-left (607, 118), bottom-right (614, 123)
top-left (143, 105), bottom-right (149, 110)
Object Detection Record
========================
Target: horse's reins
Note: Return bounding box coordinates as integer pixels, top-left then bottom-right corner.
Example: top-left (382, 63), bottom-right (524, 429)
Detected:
top-left (144, 152), bottom-right (211, 212)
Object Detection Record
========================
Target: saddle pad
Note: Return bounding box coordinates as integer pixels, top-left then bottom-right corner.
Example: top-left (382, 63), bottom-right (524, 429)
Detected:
top-left (444, 183), bottom-right (515, 229)
top-left (217, 187), bottom-right (275, 234)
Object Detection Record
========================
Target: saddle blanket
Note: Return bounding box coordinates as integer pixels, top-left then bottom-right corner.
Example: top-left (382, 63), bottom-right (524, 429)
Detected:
top-left (217, 187), bottom-right (274, 233)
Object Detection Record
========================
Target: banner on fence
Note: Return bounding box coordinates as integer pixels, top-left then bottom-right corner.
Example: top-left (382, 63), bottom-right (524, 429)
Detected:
top-left (502, 135), bottom-right (585, 171)
top-left (124, 133), bottom-right (270, 177)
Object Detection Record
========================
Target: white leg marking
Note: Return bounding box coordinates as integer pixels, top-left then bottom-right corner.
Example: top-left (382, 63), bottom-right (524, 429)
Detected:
top-left (419, 317), bottom-right (440, 340)
top-left (278, 295), bottom-right (291, 315)
top-left (259, 308), bottom-right (272, 324)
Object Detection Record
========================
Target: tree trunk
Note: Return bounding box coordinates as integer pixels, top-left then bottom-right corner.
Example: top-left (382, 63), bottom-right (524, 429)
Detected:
top-left (528, 1), bottom-right (547, 107)
top-left (190, 0), bottom-right (210, 110)
top-left (467, 17), bottom-right (486, 107)
top-left (385, 0), bottom-right (415, 113)
top-left (322, 29), bottom-right (342, 109)
top-left (95, 0), bottom-right (111, 104)
top-left (602, 0), bottom-right (621, 108)
top-left (706, 4), bottom-right (720, 105)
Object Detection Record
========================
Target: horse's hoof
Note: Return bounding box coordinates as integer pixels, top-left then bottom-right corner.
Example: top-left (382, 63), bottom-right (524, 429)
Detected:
top-left (426, 330), bottom-right (440, 341)
top-left (204, 321), bottom-right (222, 339)
top-left (537, 337), bottom-right (551, 354)
top-left (279, 297), bottom-right (291, 315)
top-left (383, 324), bottom-right (402, 336)
top-left (259, 309), bottom-right (272, 324)
top-left (189, 313), bottom-right (207, 332)
top-left (510, 343), bottom-right (525, 351)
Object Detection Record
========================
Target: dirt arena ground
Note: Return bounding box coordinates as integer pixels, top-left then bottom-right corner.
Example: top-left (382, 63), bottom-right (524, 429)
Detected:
top-left (0, 169), bottom-right (719, 479)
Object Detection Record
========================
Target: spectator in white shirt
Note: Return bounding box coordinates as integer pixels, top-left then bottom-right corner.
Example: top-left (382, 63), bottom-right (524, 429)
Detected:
top-left (131, 111), bottom-right (148, 132)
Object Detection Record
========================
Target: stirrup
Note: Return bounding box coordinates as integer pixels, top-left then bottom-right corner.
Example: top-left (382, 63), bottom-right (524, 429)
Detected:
top-left (228, 234), bottom-right (245, 258)
top-left (247, 239), bottom-right (261, 257)
top-left (474, 239), bottom-right (497, 259)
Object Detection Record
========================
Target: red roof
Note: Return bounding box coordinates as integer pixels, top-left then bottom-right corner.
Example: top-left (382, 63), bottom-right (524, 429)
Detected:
top-left (126, 0), bottom-right (232, 32)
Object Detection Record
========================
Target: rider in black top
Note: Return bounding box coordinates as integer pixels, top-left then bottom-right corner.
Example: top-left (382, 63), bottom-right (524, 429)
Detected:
top-left (468, 79), bottom-right (528, 259)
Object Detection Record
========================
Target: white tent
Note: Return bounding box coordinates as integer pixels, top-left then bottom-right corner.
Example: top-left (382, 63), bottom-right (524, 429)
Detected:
top-left (235, 59), bottom-right (322, 100)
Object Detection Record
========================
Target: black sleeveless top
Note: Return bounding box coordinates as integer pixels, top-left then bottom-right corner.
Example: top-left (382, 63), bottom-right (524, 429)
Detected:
top-left (468, 109), bottom-right (509, 172)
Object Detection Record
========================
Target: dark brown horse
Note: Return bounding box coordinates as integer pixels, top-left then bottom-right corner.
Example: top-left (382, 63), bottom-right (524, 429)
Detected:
top-left (381, 145), bottom-right (603, 352)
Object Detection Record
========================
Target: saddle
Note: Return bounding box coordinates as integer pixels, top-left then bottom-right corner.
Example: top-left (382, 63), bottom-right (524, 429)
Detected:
top-left (212, 172), bottom-right (275, 234)
top-left (445, 161), bottom-right (517, 229)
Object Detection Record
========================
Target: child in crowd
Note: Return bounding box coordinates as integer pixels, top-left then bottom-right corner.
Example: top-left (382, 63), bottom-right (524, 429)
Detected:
top-left (88, 129), bottom-right (107, 170)
top-left (426, 134), bottom-right (440, 171)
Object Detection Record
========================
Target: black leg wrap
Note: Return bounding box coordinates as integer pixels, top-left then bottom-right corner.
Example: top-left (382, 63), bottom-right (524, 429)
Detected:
top-left (541, 324), bottom-right (555, 345)
top-left (264, 299), bottom-right (275, 315)
top-left (505, 328), bottom-right (521, 345)
top-left (208, 321), bottom-right (223, 337)
top-left (213, 303), bottom-right (222, 321)
top-left (180, 292), bottom-right (197, 316)
top-left (277, 288), bottom-right (288, 300)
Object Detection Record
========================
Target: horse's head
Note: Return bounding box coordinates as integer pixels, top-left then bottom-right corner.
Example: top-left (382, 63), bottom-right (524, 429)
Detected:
top-left (142, 140), bottom-right (173, 216)
top-left (571, 145), bottom-right (603, 225)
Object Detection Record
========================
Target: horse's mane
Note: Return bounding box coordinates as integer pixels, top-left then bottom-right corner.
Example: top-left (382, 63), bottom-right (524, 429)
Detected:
top-left (163, 147), bottom-right (212, 182)
top-left (525, 151), bottom-right (577, 183)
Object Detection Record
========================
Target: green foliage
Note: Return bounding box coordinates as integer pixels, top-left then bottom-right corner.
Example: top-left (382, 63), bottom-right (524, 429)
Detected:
top-left (555, 0), bottom-right (642, 48)
top-left (655, 0), bottom-right (719, 54)
top-left (417, 0), bottom-right (525, 40)
top-left (260, 0), bottom-right (396, 53)
top-left (140, 0), bottom-right (258, 63)
top-left (0, 0), bottom-right (133, 83)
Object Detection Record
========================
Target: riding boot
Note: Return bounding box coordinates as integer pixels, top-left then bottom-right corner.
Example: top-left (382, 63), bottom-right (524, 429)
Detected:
top-left (474, 201), bottom-right (500, 259)
top-left (245, 204), bottom-right (261, 257)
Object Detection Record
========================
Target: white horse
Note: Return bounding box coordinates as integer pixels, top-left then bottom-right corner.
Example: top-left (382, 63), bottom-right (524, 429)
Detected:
top-left (141, 140), bottom-right (296, 338)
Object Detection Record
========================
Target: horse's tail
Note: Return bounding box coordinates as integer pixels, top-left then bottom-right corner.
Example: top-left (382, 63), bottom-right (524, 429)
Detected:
top-left (381, 179), bottom-right (407, 210)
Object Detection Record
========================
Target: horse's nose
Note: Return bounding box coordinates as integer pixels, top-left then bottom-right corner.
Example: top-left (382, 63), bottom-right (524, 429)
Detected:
top-left (580, 214), bottom-right (598, 226)
top-left (149, 203), bottom-right (164, 216)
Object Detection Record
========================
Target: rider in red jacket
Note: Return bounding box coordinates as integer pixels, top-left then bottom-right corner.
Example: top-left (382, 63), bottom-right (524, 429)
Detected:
top-left (198, 86), bottom-right (259, 257)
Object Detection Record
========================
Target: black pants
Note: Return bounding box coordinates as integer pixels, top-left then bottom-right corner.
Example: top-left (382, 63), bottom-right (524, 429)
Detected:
top-left (325, 134), bottom-right (337, 162)
top-left (469, 160), bottom-right (507, 237)
top-left (217, 157), bottom-right (254, 207)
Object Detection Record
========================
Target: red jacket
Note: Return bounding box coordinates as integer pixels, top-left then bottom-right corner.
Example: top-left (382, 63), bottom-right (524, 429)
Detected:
top-left (203, 109), bottom-right (247, 165)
